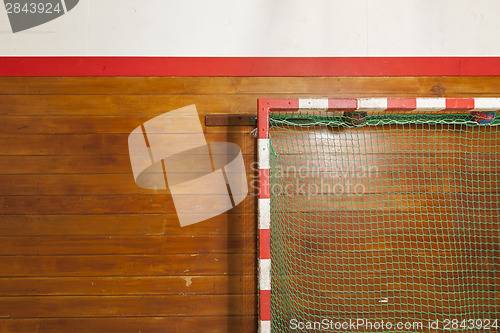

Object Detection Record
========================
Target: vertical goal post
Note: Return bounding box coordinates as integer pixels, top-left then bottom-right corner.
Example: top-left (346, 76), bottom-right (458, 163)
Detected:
top-left (256, 97), bottom-right (500, 333)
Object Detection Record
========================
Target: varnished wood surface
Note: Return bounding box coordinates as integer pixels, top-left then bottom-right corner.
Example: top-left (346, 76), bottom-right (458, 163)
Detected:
top-left (0, 76), bottom-right (498, 332)
top-left (0, 317), bottom-right (257, 333)
top-left (0, 276), bottom-right (256, 296)
top-left (0, 254), bottom-right (255, 277)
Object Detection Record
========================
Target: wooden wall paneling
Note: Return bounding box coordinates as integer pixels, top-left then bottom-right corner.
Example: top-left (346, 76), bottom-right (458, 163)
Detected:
top-left (0, 76), bottom-right (498, 332)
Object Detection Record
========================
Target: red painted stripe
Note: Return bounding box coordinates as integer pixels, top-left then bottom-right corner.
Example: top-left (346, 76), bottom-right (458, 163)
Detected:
top-left (328, 98), bottom-right (357, 111)
top-left (259, 229), bottom-right (271, 259)
top-left (259, 290), bottom-right (271, 321)
top-left (1, 57), bottom-right (500, 76)
top-left (445, 98), bottom-right (475, 110)
top-left (259, 168), bottom-right (270, 199)
top-left (387, 98), bottom-right (417, 111)
top-left (257, 101), bottom-right (270, 139)
top-left (459, 57), bottom-right (500, 76)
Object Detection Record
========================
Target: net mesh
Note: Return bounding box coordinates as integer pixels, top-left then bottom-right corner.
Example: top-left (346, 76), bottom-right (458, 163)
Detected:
top-left (268, 110), bottom-right (499, 332)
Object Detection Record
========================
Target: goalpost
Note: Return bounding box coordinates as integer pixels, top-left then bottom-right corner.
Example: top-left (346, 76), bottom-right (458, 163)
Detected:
top-left (257, 98), bottom-right (499, 333)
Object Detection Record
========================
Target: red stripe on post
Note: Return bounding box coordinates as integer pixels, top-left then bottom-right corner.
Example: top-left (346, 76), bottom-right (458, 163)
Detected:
top-left (257, 106), bottom-right (270, 139)
top-left (258, 98), bottom-right (301, 138)
top-left (328, 99), bottom-right (357, 111)
top-left (387, 98), bottom-right (417, 111)
top-left (445, 98), bottom-right (475, 110)
top-left (259, 168), bottom-right (270, 199)
top-left (267, 99), bottom-right (300, 111)
top-left (259, 289), bottom-right (271, 321)
top-left (259, 229), bottom-right (271, 259)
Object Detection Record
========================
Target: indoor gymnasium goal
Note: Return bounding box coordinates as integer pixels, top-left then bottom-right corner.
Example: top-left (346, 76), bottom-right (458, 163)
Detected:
top-left (257, 98), bottom-right (499, 333)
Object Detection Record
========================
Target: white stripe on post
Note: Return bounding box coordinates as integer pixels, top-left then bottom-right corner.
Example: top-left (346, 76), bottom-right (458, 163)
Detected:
top-left (474, 98), bottom-right (500, 111)
top-left (416, 98), bottom-right (446, 111)
top-left (357, 98), bottom-right (388, 111)
top-left (259, 259), bottom-right (271, 290)
top-left (258, 139), bottom-right (270, 169)
top-left (299, 98), bottom-right (329, 110)
top-left (258, 198), bottom-right (271, 230)
top-left (260, 320), bottom-right (271, 333)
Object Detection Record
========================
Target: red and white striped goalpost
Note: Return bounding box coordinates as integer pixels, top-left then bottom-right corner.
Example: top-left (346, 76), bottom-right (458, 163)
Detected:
top-left (256, 97), bottom-right (500, 333)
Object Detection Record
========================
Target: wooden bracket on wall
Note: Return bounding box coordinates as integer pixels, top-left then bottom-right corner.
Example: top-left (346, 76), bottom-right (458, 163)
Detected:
top-left (205, 114), bottom-right (257, 126)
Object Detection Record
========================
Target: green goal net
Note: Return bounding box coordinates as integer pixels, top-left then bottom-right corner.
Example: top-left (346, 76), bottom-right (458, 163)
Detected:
top-left (268, 110), bottom-right (499, 332)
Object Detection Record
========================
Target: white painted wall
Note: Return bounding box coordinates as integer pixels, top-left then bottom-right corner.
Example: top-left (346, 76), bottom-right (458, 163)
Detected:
top-left (0, 0), bottom-right (499, 56)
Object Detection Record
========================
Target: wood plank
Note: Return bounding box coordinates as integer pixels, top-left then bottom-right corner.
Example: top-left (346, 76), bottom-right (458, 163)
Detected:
top-left (0, 172), bottom-right (257, 195)
top-left (0, 115), bottom-right (254, 134)
top-left (163, 213), bottom-right (256, 236)
top-left (0, 133), bottom-right (256, 155)
top-left (0, 194), bottom-right (255, 214)
top-left (0, 77), bottom-right (183, 95)
top-left (0, 195), bottom-right (177, 215)
top-left (0, 155), bottom-right (135, 174)
top-left (2, 77), bottom-right (500, 96)
top-left (0, 95), bottom-right (258, 116)
top-left (0, 116), bottom-right (190, 134)
top-left (0, 154), bottom-right (257, 174)
top-left (0, 134), bottom-right (128, 156)
top-left (0, 276), bottom-right (256, 296)
top-left (0, 254), bottom-right (255, 277)
top-left (0, 235), bottom-right (256, 255)
top-left (0, 174), bottom-right (150, 195)
top-left (335, 76), bottom-right (500, 97)
top-left (205, 114), bottom-right (256, 126)
top-left (0, 215), bottom-right (165, 236)
top-left (0, 213), bottom-right (256, 236)
top-left (0, 295), bottom-right (256, 318)
top-left (0, 317), bottom-right (257, 333)
top-left (0, 77), bottom-right (241, 95)
top-left (0, 115), bottom-right (254, 135)
top-left (239, 76), bottom-right (500, 95)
